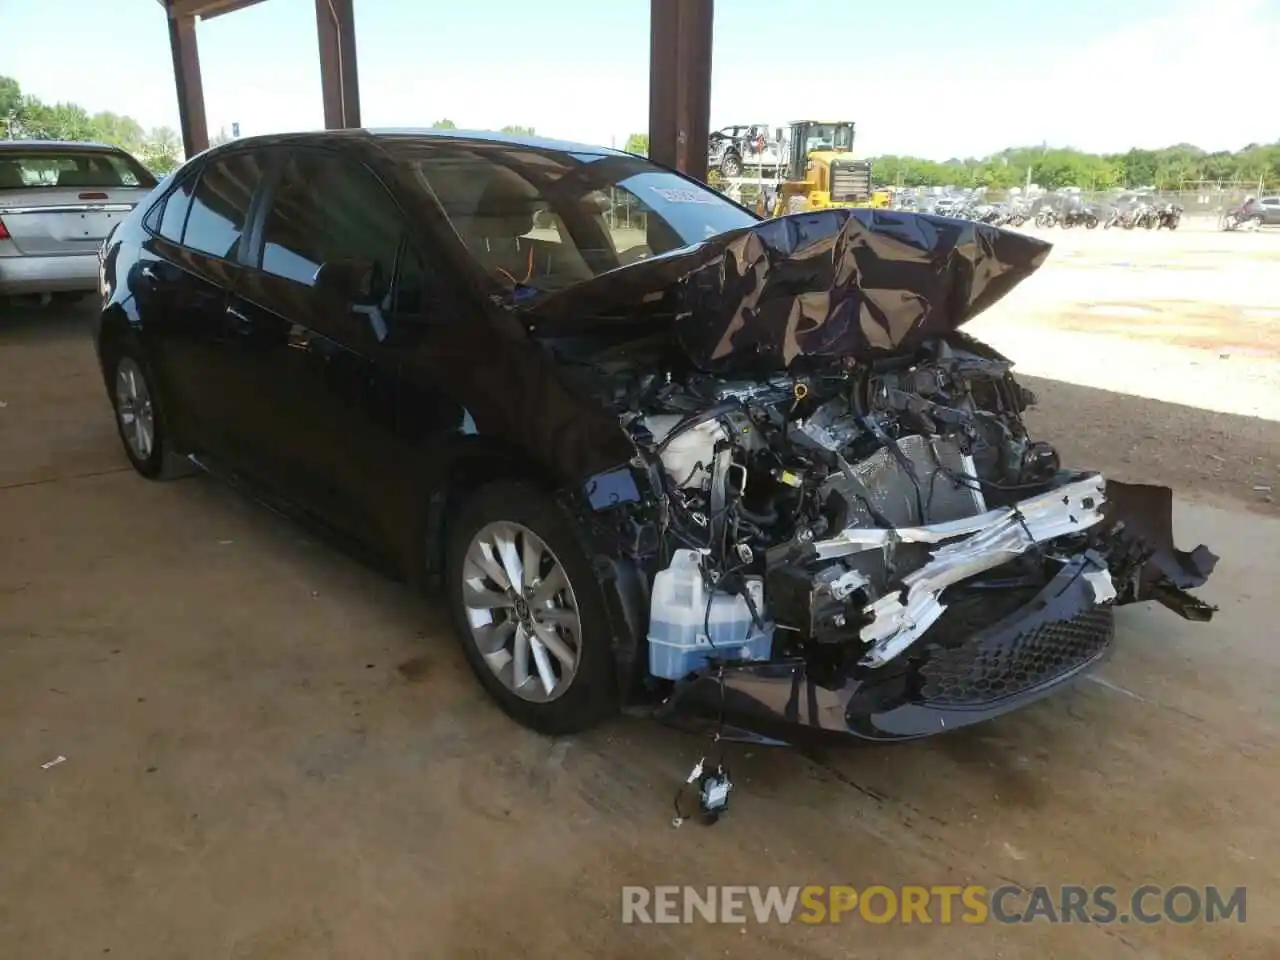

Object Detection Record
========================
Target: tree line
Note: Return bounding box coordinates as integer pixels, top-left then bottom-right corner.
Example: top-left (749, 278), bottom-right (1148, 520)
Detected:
top-left (0, 79), bottom-right (544, 174)
top-left (867, 142), bottom-right (1280, 191)
top-left (1, 75), bottom-right (186, 174)
top-left (6, 75), bottom-right (1273, 193)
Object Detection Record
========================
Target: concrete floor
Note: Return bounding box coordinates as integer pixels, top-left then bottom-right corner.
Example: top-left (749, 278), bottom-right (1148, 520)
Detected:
top-left (2, 305), bottom-right (1278, 959)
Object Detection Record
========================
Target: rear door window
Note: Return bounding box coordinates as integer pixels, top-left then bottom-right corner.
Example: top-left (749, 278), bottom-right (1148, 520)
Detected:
top-left (181, 152), bottom-right (267, 259)
top-left (156, 174), bottom-right (196, 242)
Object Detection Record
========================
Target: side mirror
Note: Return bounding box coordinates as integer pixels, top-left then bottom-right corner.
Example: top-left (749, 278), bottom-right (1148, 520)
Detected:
top-left (314, 258), bottom-right (382, 305)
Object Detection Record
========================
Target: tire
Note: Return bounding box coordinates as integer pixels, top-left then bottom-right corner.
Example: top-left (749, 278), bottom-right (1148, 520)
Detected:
top-left (1085, 215), bottom-right (1098, 229)
top-left (445, 481), bottom-right (618, 735)
top-left (106, 344), bottom-right (192, 480)
top-left (720, 153), bottom-right (742, 178)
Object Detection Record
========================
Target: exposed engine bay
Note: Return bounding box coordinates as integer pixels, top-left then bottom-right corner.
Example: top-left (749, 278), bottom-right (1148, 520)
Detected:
top-left (537, 208), bottom-right (1217, 744)
top-left (608, 334), bottom-right (1128, 679)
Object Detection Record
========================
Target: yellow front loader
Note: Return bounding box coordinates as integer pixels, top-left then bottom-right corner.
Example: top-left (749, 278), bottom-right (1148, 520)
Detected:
top-left (758, 121), bottom-right (891, 217)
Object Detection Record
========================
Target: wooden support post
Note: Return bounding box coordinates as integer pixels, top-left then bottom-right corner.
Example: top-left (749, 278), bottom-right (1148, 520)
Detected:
top-left (167, 11), bottom-right (209, 158)
top-left (315, 0), bottom-right (362, 129)
top-left (648, 0), bottom-right (713, 181)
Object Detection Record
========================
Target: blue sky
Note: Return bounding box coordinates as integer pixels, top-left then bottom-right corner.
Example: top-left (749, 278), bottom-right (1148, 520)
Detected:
top-left (2, 0), bottom-right (1275, 157)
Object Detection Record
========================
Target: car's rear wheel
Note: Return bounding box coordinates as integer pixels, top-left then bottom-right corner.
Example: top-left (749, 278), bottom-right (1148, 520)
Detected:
top-left (107, 348), bottom-right (190, 480)
top-left (445, 482), bottom-right (618, 735)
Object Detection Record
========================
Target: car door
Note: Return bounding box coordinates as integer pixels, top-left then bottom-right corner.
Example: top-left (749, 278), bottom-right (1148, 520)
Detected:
top-left (134, 151), bottom-right (269, 460)
top-left (1261, 198), bottom-right (1280, 225)
top-left (223, 146), bottom-right (426, 548)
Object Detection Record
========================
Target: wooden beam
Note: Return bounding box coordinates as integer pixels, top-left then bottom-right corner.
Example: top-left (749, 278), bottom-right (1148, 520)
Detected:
top-left (166, 13), bottom-right (209, 158)
top-left (160, 0), bottom-right (268, 21)
top-left (315, 0), bottom-right (361, 129)
top-left (648, 0), bottom-right (713, 181)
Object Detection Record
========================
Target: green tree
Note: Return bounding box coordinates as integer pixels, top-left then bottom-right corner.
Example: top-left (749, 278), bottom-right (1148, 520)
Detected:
top-left (0, 75), bottom-right (22, 123)
top-left (500, 124), bottom-right (535, 136)
top-left (18, 99), bottom-right (95, 141)
top-left (90, 111), bottom-right (146, 152)
top-left (431, 118), bottom-right (457, 129)
top-left (140, 127), bottom-right (182, 174)
top-left (624, 132), bottom-right (648, 156)
top-left (1119, 148), bottom-right (1158, 187)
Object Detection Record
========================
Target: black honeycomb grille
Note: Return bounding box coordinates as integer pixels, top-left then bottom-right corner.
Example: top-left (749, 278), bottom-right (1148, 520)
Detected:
top-left (919, 607), bottom-right (1115, 706)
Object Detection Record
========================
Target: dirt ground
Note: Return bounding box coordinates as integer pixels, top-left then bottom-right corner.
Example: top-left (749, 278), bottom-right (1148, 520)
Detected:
top-left (970, 224), bottom-right (1280, 517)
top-left (2, 227), bottom-right (1279, 959)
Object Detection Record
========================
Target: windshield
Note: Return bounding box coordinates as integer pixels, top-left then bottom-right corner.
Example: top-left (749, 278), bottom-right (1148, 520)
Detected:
top-left (403, 142), bottom-right (757, 297)
top-left (803, 124), bottom-right (854, 153)
top-left (0, 148), bottom-right (156, 190)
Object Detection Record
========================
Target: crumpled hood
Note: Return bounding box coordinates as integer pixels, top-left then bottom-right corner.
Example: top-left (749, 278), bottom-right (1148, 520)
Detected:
top-left (529, 208), bottom-right (1052, 371)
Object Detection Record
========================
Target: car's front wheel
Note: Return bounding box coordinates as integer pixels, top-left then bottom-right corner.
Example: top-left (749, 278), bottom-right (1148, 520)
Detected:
top-left (445, 482), bottom-right (618, 735)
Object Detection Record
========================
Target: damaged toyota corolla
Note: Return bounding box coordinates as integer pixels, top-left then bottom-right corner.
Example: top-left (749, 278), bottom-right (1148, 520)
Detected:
top-left (96, 131), bottom-right (1216, 747)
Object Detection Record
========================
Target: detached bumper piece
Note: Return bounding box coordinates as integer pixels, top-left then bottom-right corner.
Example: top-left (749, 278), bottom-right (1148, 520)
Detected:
top-left (661, 480), bottom-right (1215, 745)
top-left (664, 552), bottom-right (1117, 743)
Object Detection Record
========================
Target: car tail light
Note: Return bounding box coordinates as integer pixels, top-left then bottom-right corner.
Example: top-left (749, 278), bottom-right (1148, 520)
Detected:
top-left (78, 192), bottom-right (109, 201)
top-left (0, 216), bottom-right (9, 240)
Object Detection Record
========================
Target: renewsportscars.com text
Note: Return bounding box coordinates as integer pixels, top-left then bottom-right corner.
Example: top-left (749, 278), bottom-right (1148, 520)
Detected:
top-left (621, 884), bottom-right (1246, 925)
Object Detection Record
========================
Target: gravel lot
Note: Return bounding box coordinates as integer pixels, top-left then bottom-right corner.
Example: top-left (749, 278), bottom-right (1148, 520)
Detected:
top-left (1, 226), bottom-right (1278, 959)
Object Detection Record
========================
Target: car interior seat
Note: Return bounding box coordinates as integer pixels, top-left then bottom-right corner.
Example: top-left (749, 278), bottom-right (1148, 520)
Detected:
top-left (0, 162), bottom-right (26, 189)
top-left (463, 171), bottom-right (592, 290)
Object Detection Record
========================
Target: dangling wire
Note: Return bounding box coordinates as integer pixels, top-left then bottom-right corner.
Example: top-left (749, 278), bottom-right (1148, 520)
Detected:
top-left (496, 244), bottom-right (535, 288)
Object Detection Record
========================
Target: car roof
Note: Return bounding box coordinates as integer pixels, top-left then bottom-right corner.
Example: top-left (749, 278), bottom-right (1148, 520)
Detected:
top-left (205, 127), bottom-right (626, 159)
top-left (0, 139), bottom-right (126, 152)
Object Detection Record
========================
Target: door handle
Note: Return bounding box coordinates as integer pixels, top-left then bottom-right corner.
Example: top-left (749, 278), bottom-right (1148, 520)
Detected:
top-left (139, 264), bottom-right (158, 282)
top-left (225, 305), bottom-right (253, 334)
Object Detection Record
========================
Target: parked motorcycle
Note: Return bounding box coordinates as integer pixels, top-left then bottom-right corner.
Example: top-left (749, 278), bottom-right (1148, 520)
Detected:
top-left (1156, 203), bottom-right (1183, 230)
top-left (1219, 199), bottom-right (1264, 232)
top-left (1033, 207), bottom-right (1058, 228)
top-left (1102, 207), bottom-right (1133, 230)
top-left (1131, 203), bottom-right (1159, 230)
top-left (1060, 206), bottom-right (1100, 229)
top-left (977, 204), bottom-right (1003, 225)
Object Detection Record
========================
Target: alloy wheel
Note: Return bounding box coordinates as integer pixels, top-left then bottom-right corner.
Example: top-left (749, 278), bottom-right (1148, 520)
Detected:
top-left (115, 357), bottom-right (155, 462)
top-left (461, 521), bottom-right (582, 702)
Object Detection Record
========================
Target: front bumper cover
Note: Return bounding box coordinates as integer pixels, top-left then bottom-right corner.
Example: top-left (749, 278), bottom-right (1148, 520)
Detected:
top-left (662, 552), bottom-right (1116, 743)
top-left (659, 481), bottom-right (1216, 744)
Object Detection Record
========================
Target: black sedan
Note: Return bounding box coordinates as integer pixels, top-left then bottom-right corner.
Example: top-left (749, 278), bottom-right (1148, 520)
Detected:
top-left (95, 130), bottom-right (1215, 744)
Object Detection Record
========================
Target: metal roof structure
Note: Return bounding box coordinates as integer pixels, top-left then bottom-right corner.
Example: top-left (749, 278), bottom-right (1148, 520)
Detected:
top-left (157, 0), bottom-right (713, 180)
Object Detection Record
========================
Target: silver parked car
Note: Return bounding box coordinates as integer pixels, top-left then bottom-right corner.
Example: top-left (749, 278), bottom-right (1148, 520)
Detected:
top-left (0, 141), bottom-right (157, 302)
